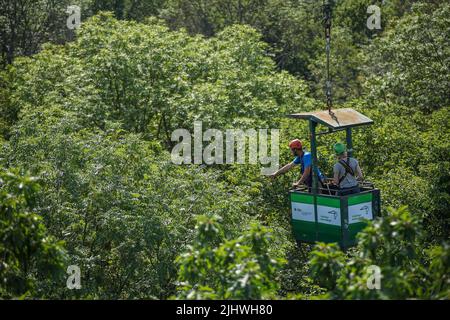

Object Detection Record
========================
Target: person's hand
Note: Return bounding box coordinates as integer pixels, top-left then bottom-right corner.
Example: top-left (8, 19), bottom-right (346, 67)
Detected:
top-left (268, 173), bottom-right (277, 180)
top-left (292, 181), bottom-right (301, 188)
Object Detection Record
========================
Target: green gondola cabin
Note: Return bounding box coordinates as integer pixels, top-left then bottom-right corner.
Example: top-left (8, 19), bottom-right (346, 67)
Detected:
top-left (288, 108), bottom-right (381, 249)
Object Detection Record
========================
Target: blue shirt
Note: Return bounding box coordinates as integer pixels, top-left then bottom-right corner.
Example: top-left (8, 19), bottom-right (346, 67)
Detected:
top-left (293, 152), bottom-right (324, 181)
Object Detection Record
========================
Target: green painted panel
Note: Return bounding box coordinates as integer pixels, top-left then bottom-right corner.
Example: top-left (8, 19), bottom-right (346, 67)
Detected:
top-left (292, 220), bottom-right (316, 242)
top-left (318, 223), bottom-right (341, 243)
top-left (348, 222), bottom-right (368, 241)
top-left (291, 192), bottom-right (314, 204)
top-left (317, 196), bottom-right (340, 208)
top-left (348, 192), bottom-right (372, 205)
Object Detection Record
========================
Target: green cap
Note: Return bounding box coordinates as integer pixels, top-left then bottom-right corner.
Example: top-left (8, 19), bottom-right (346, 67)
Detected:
top-left (334, 143), bottom-right (346, 155)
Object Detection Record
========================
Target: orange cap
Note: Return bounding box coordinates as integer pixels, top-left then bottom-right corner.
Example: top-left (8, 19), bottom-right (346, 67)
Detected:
top-left (289, 139), bottom-right (302, 149)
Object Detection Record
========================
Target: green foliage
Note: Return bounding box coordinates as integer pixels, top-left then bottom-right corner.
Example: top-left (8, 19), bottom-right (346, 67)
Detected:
top-left (309, 26), bottom-right (365, 103)
top-left (176, 215), bottom-right (285, 299)
top-left (1, 13), bottom-right (309, 299)
top-left (309, 207), bottom-right (450, 299)
top-left (0, 0), bottom-right (168, 67)
top-left (5, 13), bottom-right (310, 144)
top-left (162, 0), bottom-right (330, 79)
top-left (333, 0), bottom-right (417, 43)
top-left (335, 0), bottom-right (381, 44)
top-left (364, 2), bottom-right (450, 112)
top-left (0, 0), bottom-right (76, 66)
top-left (0, 169), bottom-right (66, 298)
top-left (89, 0), bottom-right (166, 21)
top-left (5, 106), bottom-right (265, 298)
top-left (309, 243), bottom-right (346, 291)
top-left (0, 1), bottom-right (448, 300)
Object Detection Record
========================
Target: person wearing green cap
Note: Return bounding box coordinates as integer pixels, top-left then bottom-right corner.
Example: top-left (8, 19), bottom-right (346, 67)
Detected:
top-left (332, 143), bottom-right (364, 195)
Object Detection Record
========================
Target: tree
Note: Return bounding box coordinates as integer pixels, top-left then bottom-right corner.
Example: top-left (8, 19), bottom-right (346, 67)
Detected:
top-left (308, 26), bottom-right (365, 104)
top-left (162, 0), bottom-right (324, 77)
top-left (309, 207), bottom-right (450, 299)
top-left (1, 3), bottom-right (448, 300)
top-left (89, 0), bottom-right (166, 21)
top-left (364, 2), bottom-right (450, 112)
top-left (176, 215), bottom-right (285, 299)
top-left (5, 13), bottom-right (311, 144)
top-left (0, 169), bottom-right (67, 298)
top-left (0, 0), bottom-right (75, 66)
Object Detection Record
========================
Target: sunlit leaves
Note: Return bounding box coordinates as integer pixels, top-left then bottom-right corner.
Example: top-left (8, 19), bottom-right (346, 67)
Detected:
top-left (309, 207), bottom-right (450, 299)
top-left (0, 169), bottom-right (67, 298)
top-left (176, 215), bottom-right (285, 299)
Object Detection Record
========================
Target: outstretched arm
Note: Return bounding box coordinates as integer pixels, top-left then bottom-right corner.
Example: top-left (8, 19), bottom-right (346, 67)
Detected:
top-left (269, 162), bottom-right (296, 179)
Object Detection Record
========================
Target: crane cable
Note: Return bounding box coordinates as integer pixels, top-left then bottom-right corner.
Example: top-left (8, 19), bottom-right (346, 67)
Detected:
top-left (323, 0), bottom-right (338, 123)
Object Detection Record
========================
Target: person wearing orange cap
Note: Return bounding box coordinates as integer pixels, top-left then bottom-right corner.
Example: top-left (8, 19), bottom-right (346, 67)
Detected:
top-left (269, 139), bottom-right (324, 190)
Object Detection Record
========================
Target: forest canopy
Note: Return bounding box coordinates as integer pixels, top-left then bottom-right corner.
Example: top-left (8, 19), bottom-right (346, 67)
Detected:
top-left (0, 0), bottom-right (448, 299)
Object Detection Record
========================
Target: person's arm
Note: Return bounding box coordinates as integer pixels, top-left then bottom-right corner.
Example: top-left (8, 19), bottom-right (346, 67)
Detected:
top-left (333, 164), bottom-right (340, 185)
top-left (356, 163), bottom-right (364, 181)
top-left (333, 173), bottom-right (340, 185)
top-left (294, 166), bottom-right (311, 186)
top-left (269, 162), bottom-right (296, 179)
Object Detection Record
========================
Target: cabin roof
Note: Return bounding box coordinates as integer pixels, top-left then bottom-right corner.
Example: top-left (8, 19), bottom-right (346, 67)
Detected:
top-left (288, 108), bottom-right (373, 129)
